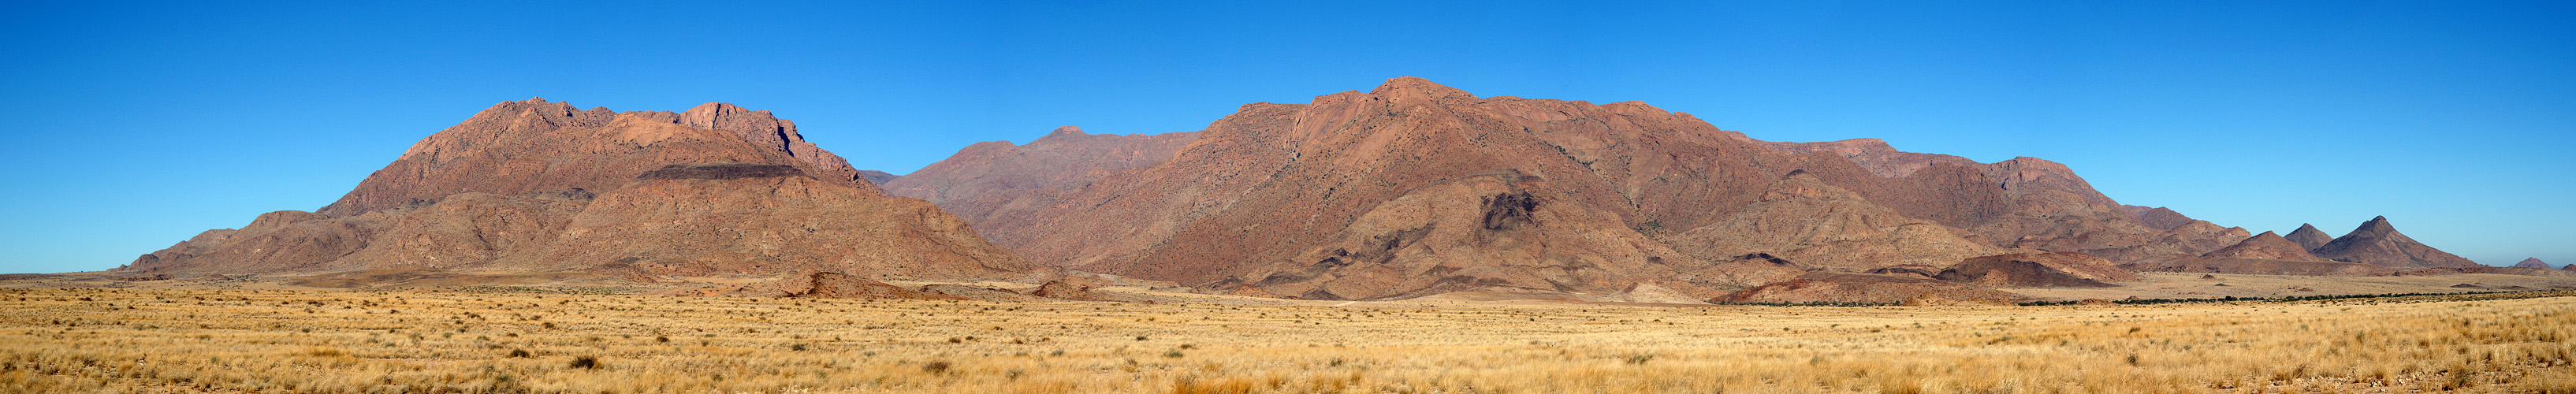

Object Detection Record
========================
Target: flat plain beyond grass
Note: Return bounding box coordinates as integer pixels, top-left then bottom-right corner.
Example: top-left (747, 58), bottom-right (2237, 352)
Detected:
top-left (4, 288), bottom-right (2572, 393)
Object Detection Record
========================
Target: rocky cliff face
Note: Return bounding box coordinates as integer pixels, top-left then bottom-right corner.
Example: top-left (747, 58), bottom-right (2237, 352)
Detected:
top-left (920, 76), bottom-right (2238, 299)
top-left (125, 101), bottom-right (1031, 281)
top-left (316, 98), bottom-right (871, 217)
top-left (2311, 216), bottom-right (2479, 269)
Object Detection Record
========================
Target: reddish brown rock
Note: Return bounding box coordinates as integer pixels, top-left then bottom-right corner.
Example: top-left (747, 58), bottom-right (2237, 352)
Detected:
top-left (122, 101), bottom-right (1033, 282)
top-left (2124, 206), bottom-right (2198, 231)
top-left (2311, 216), bottom-right (2480, 269)
top-left (2284, 223), bottom-right (2335, 251)
top-left (2511, 258), bottom-right (2552, 269)
top-left (1756, 138), bottom-right (1978, 178)
top-left (929, 77), bottom-right (2240, 299)
top-left (1934, 258), bottom-right (2114, 288)
top-left (315, 98), bottom-right (873, 217)
top-left (2202, 231), bottom-right (2331, 262)
top-left (858, 170), bottom-right (899, 184)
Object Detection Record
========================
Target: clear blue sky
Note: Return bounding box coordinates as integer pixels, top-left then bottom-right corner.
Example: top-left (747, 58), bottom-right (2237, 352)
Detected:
top-left (4, 1), bottom-right (2570, 273)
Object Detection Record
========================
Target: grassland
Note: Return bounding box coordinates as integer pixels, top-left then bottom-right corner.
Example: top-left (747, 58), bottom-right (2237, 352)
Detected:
top-left (4, 287), bottom-right (2573, 393)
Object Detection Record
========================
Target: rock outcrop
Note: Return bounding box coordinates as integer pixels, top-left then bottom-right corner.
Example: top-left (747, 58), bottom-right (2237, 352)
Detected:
top-left (122, 100), bottom-right (1033, 282)
top-left (2511, 258), bottom-right (2552, 269)
top-left (2310, 216), bottom-right (2479, 269)
top-left (2284, 223), bottom-right (2335, 251)
top-left (766, 271), bottom-right (963, 300)
top-left (2202, 231), bottom-right (2331, 262)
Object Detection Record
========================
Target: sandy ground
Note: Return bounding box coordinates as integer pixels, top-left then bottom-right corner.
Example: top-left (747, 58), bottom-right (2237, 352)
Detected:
top-left (11, 269), bottom-right (2576, 307)
top-left (2008, 271), bottom-right (2576, 300)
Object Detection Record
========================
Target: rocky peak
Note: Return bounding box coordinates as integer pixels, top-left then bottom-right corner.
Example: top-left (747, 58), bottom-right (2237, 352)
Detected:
top-left (1044, 125), bottom-right (1089, 138)
top-left (1369, 76), bottom-right (1476, 102)
top-left (2511, 258), bottom-right (2552, 269)
top-left (679, 102), bottom-right (796, 152)
top-left (2311, 216), bottom-right (2478, 268)
top-left (2284, 223), bottom-right (2335, 251)
top-left (2355, 216), bottom-right (2395, 234)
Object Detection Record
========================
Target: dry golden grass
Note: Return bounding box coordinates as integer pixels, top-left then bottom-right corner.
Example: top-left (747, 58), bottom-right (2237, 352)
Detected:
top-left (4, 287), bottom-right (2572, 393)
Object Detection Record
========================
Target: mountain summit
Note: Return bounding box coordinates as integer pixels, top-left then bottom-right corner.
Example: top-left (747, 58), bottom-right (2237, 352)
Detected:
top-left (2310, 216), bottom-right (2478, 269)
top-left (2284, 223), bottom-right (2335, 251)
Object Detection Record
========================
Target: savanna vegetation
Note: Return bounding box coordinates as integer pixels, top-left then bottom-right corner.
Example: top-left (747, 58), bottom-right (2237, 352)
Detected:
top-left (4, 288), bottom-right (2572, 393)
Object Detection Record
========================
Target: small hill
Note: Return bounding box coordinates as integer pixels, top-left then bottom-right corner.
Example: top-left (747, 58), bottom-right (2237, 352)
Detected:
top-left (123, 100), bottom-right (1035, 282)
top-left (2284, 224), bottom-right (2335, 251)
top-left (2202, 231), bottom-right (2331, 262)
top-left (2311, 216), bottom-right (2479, 268)
top-left (2511, 258), bottom-right (2552, 269)
top-left (1943, 252), bottom-right (2139, 285)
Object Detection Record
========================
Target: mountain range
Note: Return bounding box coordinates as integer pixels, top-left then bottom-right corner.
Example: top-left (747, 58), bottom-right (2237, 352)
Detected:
top-left (122, 77), bottom-right (2521, 302)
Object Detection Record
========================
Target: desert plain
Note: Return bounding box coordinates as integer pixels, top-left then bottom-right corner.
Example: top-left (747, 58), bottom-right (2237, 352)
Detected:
top-left (5, 273), bottom-right (2573, 394)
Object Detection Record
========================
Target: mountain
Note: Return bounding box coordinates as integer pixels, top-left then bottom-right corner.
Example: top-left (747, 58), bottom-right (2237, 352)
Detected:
top-left (902, 76), bottom-right (2245, 299)
top-left (2201, 231), bottom-right (2331, 262)
top-left (858, 170), bottom-right (899, 184)
top-left (316, 100), bottom-right (868, 217)
top-left (1662, 172), bottom-right (2008, 271)
top-left (2284, 223), bottom-right (2335, 251)
top-left (880, 125), bottom-right (1199, 225)
top-left (2120, 206), bottom-right (2198, 231)
top-left (2310, 216), bottom-right (2479, 269)
top-left (2512, 258), bottom-right (2552, 269)
top-left (124, 100), bottom-right (1033, 281)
